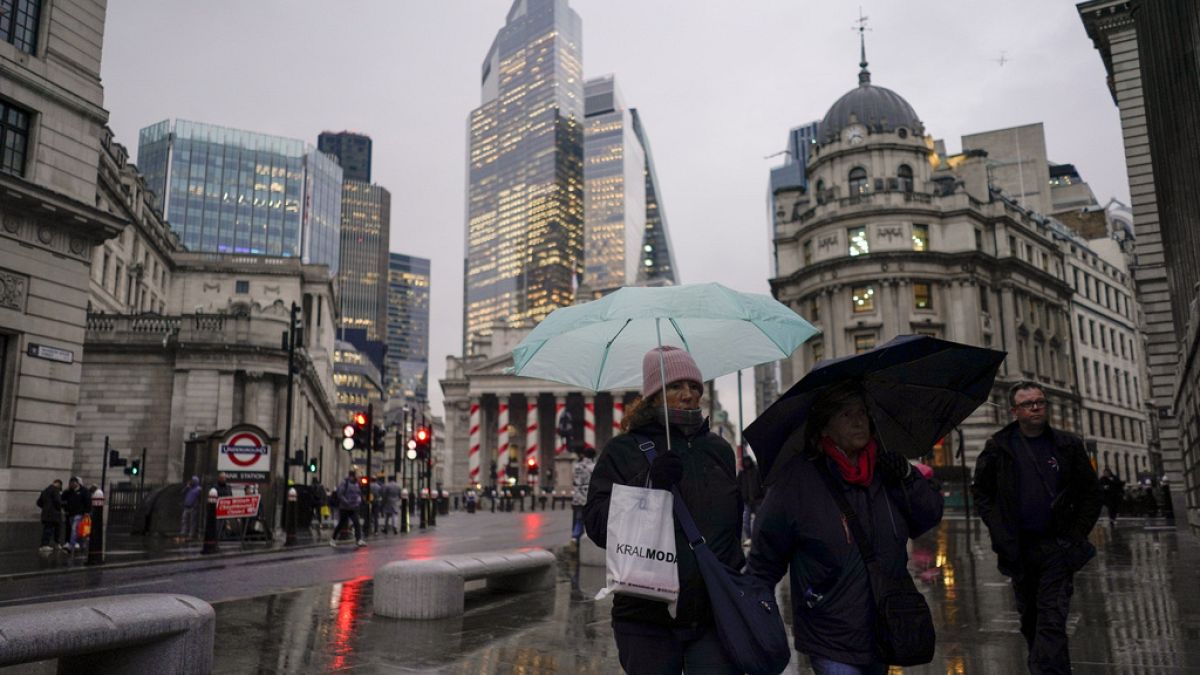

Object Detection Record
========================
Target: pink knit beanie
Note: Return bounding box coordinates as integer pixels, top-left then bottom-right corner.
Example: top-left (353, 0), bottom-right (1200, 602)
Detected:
top-left (641, 346), bottom-right (703, 398)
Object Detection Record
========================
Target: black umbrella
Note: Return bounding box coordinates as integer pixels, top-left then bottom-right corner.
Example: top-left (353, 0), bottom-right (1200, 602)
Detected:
top-left (745, 334), bottom-right (1006, 474)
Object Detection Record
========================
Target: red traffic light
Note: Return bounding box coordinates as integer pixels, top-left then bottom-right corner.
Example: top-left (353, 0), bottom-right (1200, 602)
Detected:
top-left (527, 456), bottom-right (538, 468)
top-left (415, 427), bottom-right (429, 443)
top-left (353, 412), bottom-right (368, 428)
top-left (359, 476), bottom-right (369, 486)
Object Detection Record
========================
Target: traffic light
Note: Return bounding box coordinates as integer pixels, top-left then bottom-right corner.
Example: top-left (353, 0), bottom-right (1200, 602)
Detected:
top-left (343, 412), bottom-right (370, 452)
top-left (125, 459), bottom-right (140, 476)
top-left (373, 426), bottom-right (386, 456)
top-left (307, 458), bottom-right (318, 473)
top-left (341, 424), bottom-right (356, 451)
top-left (414, 426), bottom-right (431, 459)
top-left (108, 449), bottom-right (127, 468)
top-left (526, 456), bottom-right (539, 476)
top-left (359, 475), bottom-right (369, 488)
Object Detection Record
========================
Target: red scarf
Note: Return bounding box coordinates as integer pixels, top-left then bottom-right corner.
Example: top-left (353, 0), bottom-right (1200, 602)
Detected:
top-left (820, 436), bottom-right (877, 486)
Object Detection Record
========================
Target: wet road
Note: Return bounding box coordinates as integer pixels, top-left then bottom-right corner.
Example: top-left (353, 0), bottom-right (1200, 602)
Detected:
top-left (3, 514), bottom-right (1199, 673)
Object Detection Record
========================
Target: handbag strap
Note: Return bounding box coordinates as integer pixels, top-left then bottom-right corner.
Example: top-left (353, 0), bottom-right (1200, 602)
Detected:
top-left (814, 458), bottom-right (888, 592)
top-left (634, 434), bottom-right (706, 550)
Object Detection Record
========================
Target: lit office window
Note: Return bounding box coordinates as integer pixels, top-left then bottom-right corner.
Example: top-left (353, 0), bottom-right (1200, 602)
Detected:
top-left (912, 223), bottom-right (928, 252)
top-left (852, 286), bottom-right (875, 313)
top-left (848, 226), bottom-right (869, 256)
top-left (914, 282), bottom-right (932, 310)
top-left (848, 167), bottom-right (868, 195)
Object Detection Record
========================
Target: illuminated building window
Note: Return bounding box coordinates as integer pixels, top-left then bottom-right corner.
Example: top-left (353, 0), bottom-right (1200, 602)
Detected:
top-left (914, 282), bottom-right (932, 310)
top-left (912, 223), bottom-right (928, 252)
top-left (848, 226), bottom-right (869, 256)
top-left (852, 286), bottom-right (875, 313)
top-left (848, 167), bottom-right (868, 195)
top-left (854, 334), bottom-right (877, 353)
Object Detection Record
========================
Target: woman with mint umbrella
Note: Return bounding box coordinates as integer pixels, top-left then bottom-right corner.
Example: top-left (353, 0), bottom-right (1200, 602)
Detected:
top-left (584, 346), bottom-right (744, 675)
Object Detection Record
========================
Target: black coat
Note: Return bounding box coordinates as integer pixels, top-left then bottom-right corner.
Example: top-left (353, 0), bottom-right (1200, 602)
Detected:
top-left (584, 419), bottom-right (744, 630)
top-left (738, 463), bottom-right (765, 512)
top-left (37, 485), bottom-right (62, 523)
top-left (62, 487), bottom-right (90, 517)
top-left (747, 449), bottom-right (943, 665)
top-left (971, 421), bottom-right (1102, 576)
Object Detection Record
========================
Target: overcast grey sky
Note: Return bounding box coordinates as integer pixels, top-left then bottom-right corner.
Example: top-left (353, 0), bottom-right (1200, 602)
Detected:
top-left (100, 1), bottom-right (1127, 424)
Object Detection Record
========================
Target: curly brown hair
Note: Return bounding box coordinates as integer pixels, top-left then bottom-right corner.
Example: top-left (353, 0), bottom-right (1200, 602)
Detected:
top-left (620, 393), bottom-right (664, 433)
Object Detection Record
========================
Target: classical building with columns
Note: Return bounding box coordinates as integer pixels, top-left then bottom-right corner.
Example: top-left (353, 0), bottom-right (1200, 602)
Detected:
top-left (441, 326), bottom-right (637, 491)
top-left (769, 55), bottom-right (1082, 477)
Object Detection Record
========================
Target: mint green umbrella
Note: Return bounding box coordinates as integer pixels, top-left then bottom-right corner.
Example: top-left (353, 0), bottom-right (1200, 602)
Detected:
top-left (510, 283), bottom-right (819, 448)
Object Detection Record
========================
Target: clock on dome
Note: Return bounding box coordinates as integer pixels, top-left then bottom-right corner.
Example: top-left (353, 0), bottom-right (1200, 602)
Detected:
top-left (845, 125), bottom-right (866, 145)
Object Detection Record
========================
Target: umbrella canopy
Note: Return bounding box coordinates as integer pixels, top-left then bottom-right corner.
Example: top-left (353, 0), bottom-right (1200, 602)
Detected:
top-left (509, 282), bottom-right (820, 391)
top-left (745, 334), bottom-right (1006, 472)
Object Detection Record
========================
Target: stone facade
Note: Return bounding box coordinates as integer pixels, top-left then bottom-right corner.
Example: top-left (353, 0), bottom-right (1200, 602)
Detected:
top-left (0, 0), bottom-right (125, 547)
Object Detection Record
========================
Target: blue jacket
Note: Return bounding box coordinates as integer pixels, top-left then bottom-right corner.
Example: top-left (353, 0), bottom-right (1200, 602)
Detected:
top-left (747, 449), bottom-right (943, 665)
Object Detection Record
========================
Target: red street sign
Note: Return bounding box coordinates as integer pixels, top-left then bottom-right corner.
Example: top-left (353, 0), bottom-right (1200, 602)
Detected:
top-left (215, 495), bottom-right (261, 520)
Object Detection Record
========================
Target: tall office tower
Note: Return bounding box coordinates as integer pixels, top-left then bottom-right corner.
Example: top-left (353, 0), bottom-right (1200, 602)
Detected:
top-left (630, 109), bottom-right (678, 286)
top-left (767, 121), bottom-right (821, 277)
top-left (318, 131), bottom-right (372, 184)
top-left (387, 253), bottom-right (431, 407)
top-left (464, 0), bottom-right (584, 353)
top-left (583, 76), bottom-right (646, 293)
top-left (138, 120), bottom-right (343, 273)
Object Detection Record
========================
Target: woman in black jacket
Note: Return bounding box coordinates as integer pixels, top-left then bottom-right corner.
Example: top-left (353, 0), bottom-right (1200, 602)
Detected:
top-left (584, 346), bottom-right (743, 675)
top-left (747, 383), bottom-right (944, 674)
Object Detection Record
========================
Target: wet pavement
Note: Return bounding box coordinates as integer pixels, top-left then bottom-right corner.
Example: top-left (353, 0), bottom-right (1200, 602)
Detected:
top-left (208, 517), bottom-right (1200, 674)
top-left (3, 514), bottom-right (1198, 673)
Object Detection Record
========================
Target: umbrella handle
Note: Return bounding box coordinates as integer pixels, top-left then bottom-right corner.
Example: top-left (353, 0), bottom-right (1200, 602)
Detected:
top-left (655, 319), bottom-right (672, 452)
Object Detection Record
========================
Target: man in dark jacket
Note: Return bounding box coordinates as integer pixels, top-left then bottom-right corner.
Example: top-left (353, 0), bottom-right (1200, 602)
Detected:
top-left (1098, 468), bottom-right (1124, 526)
top-left (61, 477), bottom-right (90, 553)
top-left (973, 381), bottom-right (1101, 675)
top-left (37, 479), bottom-right (64, 550)
top-left (737, 454), bottom-right (764, 543)
top-left (585, 346), bottom-right (744, 674)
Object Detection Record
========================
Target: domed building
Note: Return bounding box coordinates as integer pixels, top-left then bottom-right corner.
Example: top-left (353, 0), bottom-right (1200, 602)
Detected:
top-left (769, 54), bottom-right (1083, 472)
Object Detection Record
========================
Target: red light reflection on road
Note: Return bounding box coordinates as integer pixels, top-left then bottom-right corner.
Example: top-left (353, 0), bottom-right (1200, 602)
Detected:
top-left (521, 513), bottom-right (545, 541)
top-left (329, 575), bottom-right (369, 671)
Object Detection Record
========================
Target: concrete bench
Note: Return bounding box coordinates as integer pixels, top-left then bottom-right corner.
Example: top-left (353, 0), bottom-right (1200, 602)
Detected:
top-left (0, 593), bottom-right (214, 674)
top-left (373, 548), bottom-right (556, 619)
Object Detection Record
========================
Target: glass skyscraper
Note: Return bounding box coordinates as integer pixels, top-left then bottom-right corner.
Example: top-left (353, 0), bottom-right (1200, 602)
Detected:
top-left (464, 0), bottom-right (584, 354)
top-left (318, 131), bottom-right (372, 183)
top-left (630, 108), bottom-right (677, 286)
top-left (387, 253), bottom-right (431, 406)
top-left (583, 76), bottom-right (646, 293)
top-left (137, 119), bottom-right (342, 273)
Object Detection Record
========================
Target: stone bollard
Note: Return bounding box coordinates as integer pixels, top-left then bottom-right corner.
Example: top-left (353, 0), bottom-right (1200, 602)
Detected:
top-left (285, 487), bottom-right (298, 546)
top-left (86, 488), bottom-right (105, 567)
top-left (201, 488), bottom-right (219, 555)
top-left (400, 489), bottom-right (410, 533)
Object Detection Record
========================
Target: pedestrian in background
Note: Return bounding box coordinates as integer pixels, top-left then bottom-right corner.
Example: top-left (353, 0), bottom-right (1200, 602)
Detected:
top-left (973, 381), bottom-right (1101, 675)
top-left (1099, 468), bottom-right (1124, 526)
top-left (382, 476), bottom-right (401, 534)
top-left (331, 470), bottom-right (366, 547)
top-left (370, 476), bottom-right (383, 534)
top-left (737, 453), bottom-right (763, 545)
top-left (62, 476), bottom-right (90, 553)
top-left (748, 382), bottom-right (943, 674)
top-left (571, 446), bottom-right (595, 543)
top-left (585, 346), bottom-right (744, 675)
top-left (180, 475), bottom-right (202, 539)
top-left (37, 479), bottom-right (64, 551)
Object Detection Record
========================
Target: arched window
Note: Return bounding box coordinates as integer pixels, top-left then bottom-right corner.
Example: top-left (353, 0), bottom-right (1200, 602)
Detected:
top-left (815, 178), bottom-right (825, 194)
top-left (898, 164), bottom-right (914, 192)
top-left (848, 167), bottom-right (868, 195)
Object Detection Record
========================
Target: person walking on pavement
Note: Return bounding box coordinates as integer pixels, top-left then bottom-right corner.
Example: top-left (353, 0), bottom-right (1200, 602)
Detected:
top-left (584, 346), bottom-right (744, 675)
top-left (973, 381), bottom-right (1102, 675)
top-left (747, 382), bottom-right (944, 674)
top-left (571, 446), bottom-right (595, 542)
top-left (331, 470), bottom-right (366, 547)
top-left (370, 476), bottom-right (383, 535)
top-left (382, 476), bottom-right (402, 534)
top-left (37, 479), bottom-right (64, 552)
top-left (180, 476), bottom-right (202, 539)
top-left (62, 477), bottom-right (90, 553)
top-left (737, 453), bottom-right (764, 545)
top-left (1098, 468), bottom-right (1124, 526)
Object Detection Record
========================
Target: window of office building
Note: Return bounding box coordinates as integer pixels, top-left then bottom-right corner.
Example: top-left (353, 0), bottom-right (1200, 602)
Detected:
top-left (848, 167), bottom-right (868, 195)
top-left (851, 286), bottom-right (875, 313)
top-left (975, 229), bottom-right (983, 251)
top-left (0, 99), bottom-right (32, 176)
top-left (235, 280), bottom-right (250, 294)
top-left (1083, 357), bottom-right (1091, 395)
top-left (848, 226), bottom-right (869, 256)
top-left (809, 297), bottom-right (820, 322)
top-left (897, 164), bottom-right (913, 192)
top-left (854, 334), bottom-right (877, 354)
top-left (914, 282), bottom-right (932, 310)
top-left (0, 0), bottom-right (41, 54)
top-left (811, 339), bottom-right (824, 363)
top-left (979, 285), bottom-right (989, 312)
top-left (803, 239), bottom-right (813, 265)
top-left (912, 223), bottom-right (928, 252)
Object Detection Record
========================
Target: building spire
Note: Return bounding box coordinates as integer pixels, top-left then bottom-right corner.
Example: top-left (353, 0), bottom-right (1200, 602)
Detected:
top-left (853, 7), bottom-right (871, 85)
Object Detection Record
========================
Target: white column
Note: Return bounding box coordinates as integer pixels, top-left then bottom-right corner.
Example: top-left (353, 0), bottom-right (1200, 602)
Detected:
top-left (496, 395), bottom-right (510, 484)
top-left (612, 396), bottom-right (625, 437)
top-left (525, 396), bottom-right (539, 480)
top-left (555, 395), bottom-right (568, 455)
top-left (584, 395), bottom-right (596, 450)
top-left (468, 400), bottom-right (482, 487)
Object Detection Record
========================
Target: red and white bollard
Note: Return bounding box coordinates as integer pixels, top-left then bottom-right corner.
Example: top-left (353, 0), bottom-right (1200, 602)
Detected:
top-left (86, 488), bottom-right (105, 566)
top-left (285, 487), bottom-right (298, 546)
top-left (202, 488), bottom-right (219, 555)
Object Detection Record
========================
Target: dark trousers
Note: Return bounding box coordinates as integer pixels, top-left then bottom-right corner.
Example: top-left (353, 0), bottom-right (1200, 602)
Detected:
top-left (333, 509), bottom-right (362, 541)
top-left (1103, 499), bottom-right (1121, 523)
top-left (40, 521), bottom-right (60, 547)
top-left (613, 622), bottom-right (739, 675)
top-left (1013, 541), bottom-right (1075, 675)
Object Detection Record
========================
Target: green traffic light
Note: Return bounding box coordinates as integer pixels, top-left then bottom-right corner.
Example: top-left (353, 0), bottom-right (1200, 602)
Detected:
top-left (308, 462), bottom-right (318, 473)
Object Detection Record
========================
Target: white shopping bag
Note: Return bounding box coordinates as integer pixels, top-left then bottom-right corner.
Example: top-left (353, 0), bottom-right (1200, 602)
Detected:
top-left (595, 482), bottom-right (679, 610)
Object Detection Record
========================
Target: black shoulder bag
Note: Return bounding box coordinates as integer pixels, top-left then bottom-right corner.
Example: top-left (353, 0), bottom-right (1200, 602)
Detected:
top-left (816, 462), bottom-right (935, 666)
top-left (637, 435), bottom-right (791, 675)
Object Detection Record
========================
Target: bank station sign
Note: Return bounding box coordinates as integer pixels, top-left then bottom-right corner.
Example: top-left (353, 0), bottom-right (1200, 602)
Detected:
top-left (216, 428), bottom-right (271, 482)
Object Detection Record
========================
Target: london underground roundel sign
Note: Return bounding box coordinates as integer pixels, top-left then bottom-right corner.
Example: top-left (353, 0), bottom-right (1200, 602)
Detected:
top-left (218, 429), bottom-right (271, 473)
